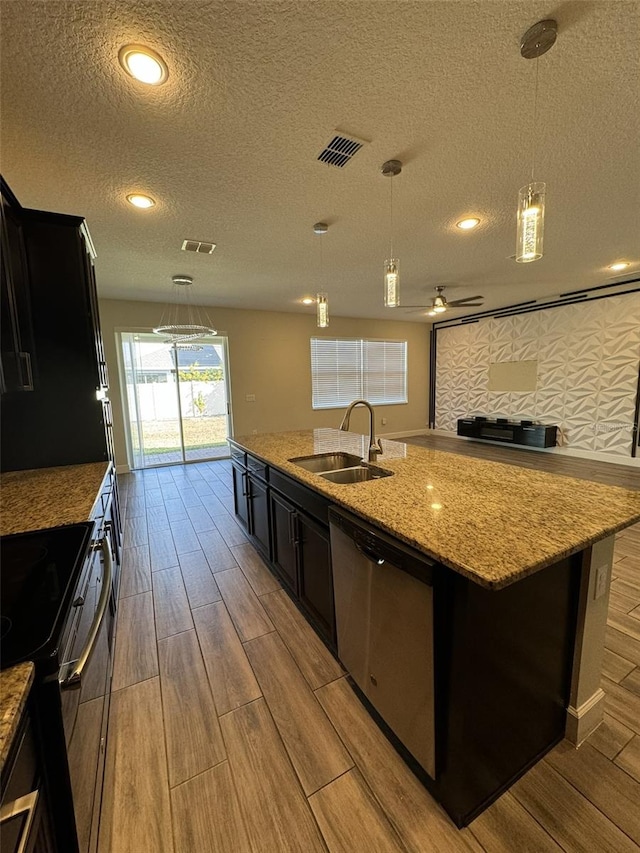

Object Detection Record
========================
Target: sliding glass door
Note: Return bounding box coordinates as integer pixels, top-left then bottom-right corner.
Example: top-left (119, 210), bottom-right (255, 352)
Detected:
top-left (120, 333), bottom-right (232, 468)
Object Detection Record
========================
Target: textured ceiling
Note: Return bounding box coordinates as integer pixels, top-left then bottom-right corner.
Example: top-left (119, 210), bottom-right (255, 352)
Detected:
top-left (1, 1), bottom-right (639, 322)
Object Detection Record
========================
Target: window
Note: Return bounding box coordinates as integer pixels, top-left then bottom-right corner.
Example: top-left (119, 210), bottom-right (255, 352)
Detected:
top-left (311, 338), bottom-right (407, 409)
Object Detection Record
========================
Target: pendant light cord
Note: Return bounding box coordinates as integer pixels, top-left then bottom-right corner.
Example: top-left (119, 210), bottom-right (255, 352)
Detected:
top-left (531, 55), bottom-right (540, 182)
top-left (389, 174), bottom-right (394, 257)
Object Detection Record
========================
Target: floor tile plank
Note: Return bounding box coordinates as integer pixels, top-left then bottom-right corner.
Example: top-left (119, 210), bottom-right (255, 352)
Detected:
top-left (124, 515), bottom-right (148, 547)
top-left (148, 528), bottom-right (179, 571)
top-left (197, 529), bottom-right (238, 573)
top-left (316, 677), bottom-right (479, 852)
top-left (99, 678), bottom-right (173, 853)
top-left (171, 762), bottom-right (251, 853)
top-left (215, 568), bottom-right (274, 641)
top-left (309, 767), bottom-right (406, 853)
top-left (163, 497), bottom-right (189, 522)
top-left (587, 713), bottom-right (635, 760)
top-left (601, 647), bottom-right (636, 683)
top-left (261, 589), bottom-right (344, 690)
top-left (158, 630), bottom-right (226, 787)
top-left (178, 549), bottom-right (221, 609)
top-left (512, 759), bottom-right (638, 853)
top-left (193, 601), bottom-right (262, 715)
top-left (112, 591), bottom-right (158, 692)
top-left (608, 610), bottom-right (640, 642)
top-left (468, 790), bottom-right (562, 852)
top-left (245, 631), bottom-right (353, 795)
top-left (152, 567), bottom-right (194, 639)
top-left (615, 735), bottom-right (640, 783)
top-left (603, 676), bottom-right (640, 735)
top-left (219, 699), bottom-right (326, 853)
top-left (232, 542), bottom-right (281, 596)
top-left (544, 740), bottom-right (640, 845)
top-left (119, 545), bottom-right (151, 599)
top-left (185, 503), bottom-right (217, 533)
top-left (170, 519), bottom-right (201, 555)
top-left (605, 625), bottom-right (640, 666)
top-left (620, 666), bottom-right (640, 697)
top-left (214, 512), bottom-right (249, 547)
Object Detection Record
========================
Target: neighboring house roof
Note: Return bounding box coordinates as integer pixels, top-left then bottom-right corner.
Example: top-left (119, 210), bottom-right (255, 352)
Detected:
top-left (139, 344), bottom-right (222, 372)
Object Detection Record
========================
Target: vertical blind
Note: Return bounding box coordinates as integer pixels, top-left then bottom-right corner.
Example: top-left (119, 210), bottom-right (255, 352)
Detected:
top-left (311, 338), bottom-right (407, 409)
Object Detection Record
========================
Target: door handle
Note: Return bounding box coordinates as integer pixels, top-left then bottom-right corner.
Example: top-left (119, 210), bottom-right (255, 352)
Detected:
top-left (60, 536), bottom-right (113, 690)
top-left (18, 351), bottom-right (34, 391)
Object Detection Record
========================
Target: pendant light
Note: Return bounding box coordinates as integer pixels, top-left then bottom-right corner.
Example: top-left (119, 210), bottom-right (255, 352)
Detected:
top-left (153, 275), bottom-right (217, 341)
top-left (515, 20), bottom-right (557, 263)
top-left (314, 222), bottom-right (329, 327)
top-left (382, 159), bottom-right (402, 306)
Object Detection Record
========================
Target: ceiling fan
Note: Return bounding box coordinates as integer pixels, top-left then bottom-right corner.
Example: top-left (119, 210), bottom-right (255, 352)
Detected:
top-left (403, 286), bottom-right (484, 315)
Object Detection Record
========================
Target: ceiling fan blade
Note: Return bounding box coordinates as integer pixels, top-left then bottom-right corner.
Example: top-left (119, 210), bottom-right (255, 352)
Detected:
top-left (447, 296), bottom-right (484, 306)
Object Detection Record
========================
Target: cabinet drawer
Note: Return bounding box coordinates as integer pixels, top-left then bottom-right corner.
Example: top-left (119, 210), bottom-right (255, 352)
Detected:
top-left (246, 453), bottom-right (268, 482)
top-left (270, 469), bottom-right (331, 526)
top-left (229, 443), bottom-right (246, 466)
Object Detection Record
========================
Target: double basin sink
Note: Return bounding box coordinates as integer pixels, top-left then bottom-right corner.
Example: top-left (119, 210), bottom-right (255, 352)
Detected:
top-left (289, 452), bottom-right (393, 484)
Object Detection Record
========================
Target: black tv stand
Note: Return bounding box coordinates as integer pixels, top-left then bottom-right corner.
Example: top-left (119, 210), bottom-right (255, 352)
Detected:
top-left (457, 417), bottom-right (557, 449)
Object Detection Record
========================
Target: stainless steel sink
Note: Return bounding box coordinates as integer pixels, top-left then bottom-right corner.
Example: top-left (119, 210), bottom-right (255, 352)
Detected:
top-left (320, 465), bottom-right (393, 484)
top-left (289, 452), bottom-right (363, 473)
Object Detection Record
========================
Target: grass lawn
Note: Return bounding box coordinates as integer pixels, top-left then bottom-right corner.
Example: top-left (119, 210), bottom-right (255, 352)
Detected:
top-left (138, 415), bottom-right (228, 455)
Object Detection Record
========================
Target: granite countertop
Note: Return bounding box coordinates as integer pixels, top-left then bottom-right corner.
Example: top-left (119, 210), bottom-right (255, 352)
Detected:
top-left (231, 429), bottom-right (640, 590)
top-left (0, 461), bottom-right (110, 536)
top-left (0, 662), bottom-right (34, 774)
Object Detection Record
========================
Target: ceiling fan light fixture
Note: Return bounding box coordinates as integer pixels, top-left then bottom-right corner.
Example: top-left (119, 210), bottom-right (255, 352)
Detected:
top-left (118, 44), bottom-right (169, 85)
top-left (301, 297), bottom-right (315, 305)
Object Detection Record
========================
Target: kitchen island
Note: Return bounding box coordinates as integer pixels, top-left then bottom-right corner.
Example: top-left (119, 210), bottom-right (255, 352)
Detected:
top-left (228, 429), bottom-right (640, 826)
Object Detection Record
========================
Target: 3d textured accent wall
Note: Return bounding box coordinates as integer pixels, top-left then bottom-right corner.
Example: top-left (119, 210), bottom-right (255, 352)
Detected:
top-left (435, 292), bottom-right (640, 457)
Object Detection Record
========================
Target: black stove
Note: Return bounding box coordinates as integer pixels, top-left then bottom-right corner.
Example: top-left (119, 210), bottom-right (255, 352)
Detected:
top-left (0, 523), bottom-right (92, 669)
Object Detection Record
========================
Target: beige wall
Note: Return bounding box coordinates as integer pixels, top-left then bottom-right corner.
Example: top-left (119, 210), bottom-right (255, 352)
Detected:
top-left (99, 299), bottom-right (429, 469)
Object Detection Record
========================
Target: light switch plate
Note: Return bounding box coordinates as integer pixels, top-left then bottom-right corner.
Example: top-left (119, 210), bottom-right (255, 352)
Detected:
top-left (246, 394), bottom-right (256, 402)
top-left (594, 563), bottom-right (609, 600)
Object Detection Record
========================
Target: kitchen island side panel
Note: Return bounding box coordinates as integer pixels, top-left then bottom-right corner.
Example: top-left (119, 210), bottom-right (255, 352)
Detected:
top-left (435, 554), bottom-right (581, 826)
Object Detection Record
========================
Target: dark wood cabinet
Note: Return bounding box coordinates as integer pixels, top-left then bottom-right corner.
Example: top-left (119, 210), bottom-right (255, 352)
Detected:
top-left (297, 512), bottom-right (334, 642)
top-left (231, 460), bottom-right (250, 530)
top-left (229, 441), bottom-right (336, 649)
top-left (0, 180), bottom-right (113, 473)
top-left (247, 472), bottom-right (270, 557)
top-left (269, 490), bottom-right (299, 594)
top-left (0, 178), bottom-right (36, 395)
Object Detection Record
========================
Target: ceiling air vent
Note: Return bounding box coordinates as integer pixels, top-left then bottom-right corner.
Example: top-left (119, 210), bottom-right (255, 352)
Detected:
top-left (181, 239), bottom-right (216, 254)
top-left (317, 132), bottom-right (368, 168)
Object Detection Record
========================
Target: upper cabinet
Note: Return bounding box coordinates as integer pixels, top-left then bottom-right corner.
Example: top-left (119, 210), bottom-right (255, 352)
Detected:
top-left (0, 177), bottom-right (114, 472)
top-left (1, 177), bottom-right (36, 394)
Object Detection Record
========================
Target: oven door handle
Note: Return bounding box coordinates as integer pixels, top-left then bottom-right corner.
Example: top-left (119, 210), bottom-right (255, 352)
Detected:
top-left (60, 536), bottom-right (113, 690)
top-left (0, 790), bottom-right (39, 853)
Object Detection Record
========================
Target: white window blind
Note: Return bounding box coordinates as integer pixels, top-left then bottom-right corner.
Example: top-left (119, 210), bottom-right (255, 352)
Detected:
top-left (311, 338), bottom-right (407, 409)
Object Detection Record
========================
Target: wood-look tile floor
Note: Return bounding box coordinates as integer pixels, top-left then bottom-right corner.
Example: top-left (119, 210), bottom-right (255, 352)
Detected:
top-left (100, 457), bottom-right (640, 853)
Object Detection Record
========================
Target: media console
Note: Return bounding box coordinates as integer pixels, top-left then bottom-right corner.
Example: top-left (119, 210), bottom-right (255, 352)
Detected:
top-left (457, 417), bottom-right (558, 449)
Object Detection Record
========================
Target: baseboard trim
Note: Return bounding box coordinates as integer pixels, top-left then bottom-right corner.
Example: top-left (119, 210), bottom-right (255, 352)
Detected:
top-left (565, 688), bottom-right (606, 745)
top-left (381, 429), bottom-right (430, 439)
top-left (115, 463), bottom-right (131, 474)
top-left (429, 429), bottom-right (640, 467)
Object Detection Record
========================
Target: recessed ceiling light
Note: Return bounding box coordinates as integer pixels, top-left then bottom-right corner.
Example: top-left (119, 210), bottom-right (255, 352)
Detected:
top-left (126, 193), bottom-right (156, 209)
top-left (118, 44), bottom-right (169, 85)
top-left (427, 310), bottom-right (437, 317)
top-left (456, 217), bottom-right (480, 230)
top-left (608, 261), bottom-right (630, 271)
top-left (301, 297), bottom-right (315, 305)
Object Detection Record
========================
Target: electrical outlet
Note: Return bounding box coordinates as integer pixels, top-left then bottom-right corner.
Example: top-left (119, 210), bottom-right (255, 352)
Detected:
top-left (594, 563), bottom-right (609, 600)
top-left (381, 417), bottom-right (387, 426)
top-left (252, 429), bottom-right (257, 435)
top-left (246, 394), bottom-right (256, 402)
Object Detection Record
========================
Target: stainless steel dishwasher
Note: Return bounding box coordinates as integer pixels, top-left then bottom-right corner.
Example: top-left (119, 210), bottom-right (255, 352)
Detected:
top-left (329, 507), bottom-right (435, 778)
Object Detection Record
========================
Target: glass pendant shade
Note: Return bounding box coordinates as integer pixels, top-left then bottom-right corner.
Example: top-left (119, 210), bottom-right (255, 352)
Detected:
top-left (316, 292), bottom-right (329, 328)
top-left (384, 259), bottom-right (400, 307)
top-left (516, 181), bottom-right (546, 263)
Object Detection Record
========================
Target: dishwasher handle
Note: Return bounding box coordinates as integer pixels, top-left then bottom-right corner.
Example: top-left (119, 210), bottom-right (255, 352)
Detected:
top-left (354, 541), bottom-right (385, 565)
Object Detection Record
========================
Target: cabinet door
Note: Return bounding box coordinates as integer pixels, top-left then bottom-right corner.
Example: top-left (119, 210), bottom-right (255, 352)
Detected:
top-left (231, 461), bottom-right (249, 529)
top-left (269, 490), bottom-right (299, 594)
top-left (297, 513), bottom-right (335, 646)
top-left (248, 475), bottom-right (270, 557)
